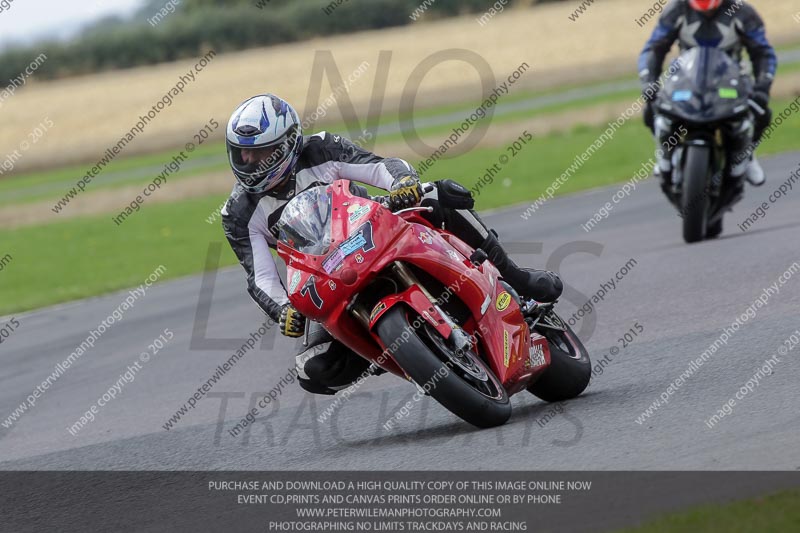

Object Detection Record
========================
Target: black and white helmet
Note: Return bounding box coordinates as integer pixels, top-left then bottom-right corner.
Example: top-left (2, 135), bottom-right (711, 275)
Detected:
top-left (225, 94), bottom-right (303, 194)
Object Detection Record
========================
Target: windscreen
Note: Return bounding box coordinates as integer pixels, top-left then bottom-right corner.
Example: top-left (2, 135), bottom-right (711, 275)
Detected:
top-left (277, 186), bottom-right (333, 255)
top-left (659, 47), bottom-right (749, 122)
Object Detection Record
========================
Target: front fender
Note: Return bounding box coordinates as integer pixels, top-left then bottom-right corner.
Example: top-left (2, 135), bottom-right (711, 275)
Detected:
top-left (368, 285), bottom-right (453, 341)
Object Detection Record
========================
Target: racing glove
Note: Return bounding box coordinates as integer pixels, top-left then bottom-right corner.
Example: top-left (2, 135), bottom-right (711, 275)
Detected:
top-left (641, 81), bottom-right (659, 132)
top-left (750, 90), bottom-right (770, 113)
top-left (279, 304), bottom-right (306, 338)
top-left (389, 176), bottom-right (423, 211)
top-left (640, 79), bottom-right (660, 103)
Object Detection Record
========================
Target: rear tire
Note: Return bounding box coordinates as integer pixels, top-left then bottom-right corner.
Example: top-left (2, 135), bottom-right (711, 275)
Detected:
top-left (682, 145), bottom-right (711, 244)
top-left (376, 306), bottom-right (511, 428)
top-left (528, 315), bottom-right (591, 403)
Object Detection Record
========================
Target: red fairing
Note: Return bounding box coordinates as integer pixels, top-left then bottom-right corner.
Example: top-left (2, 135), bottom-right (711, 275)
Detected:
top-left (689, 0), bottom-right (722, 12)
top-left (276, 180), bottom-right (550, 391)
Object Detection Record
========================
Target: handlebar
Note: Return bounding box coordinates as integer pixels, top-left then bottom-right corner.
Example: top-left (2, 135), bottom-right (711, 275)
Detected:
top-left (748, 99), bottom-right (767, 117)
top-left (370, 181), bottom-right (435, 208)
top-left (394, 205), bottom-right (434, 216)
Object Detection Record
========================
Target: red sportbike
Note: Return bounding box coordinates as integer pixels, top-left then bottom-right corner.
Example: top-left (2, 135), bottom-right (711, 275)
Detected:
top-left (276, 180), bottom-right (591, 428)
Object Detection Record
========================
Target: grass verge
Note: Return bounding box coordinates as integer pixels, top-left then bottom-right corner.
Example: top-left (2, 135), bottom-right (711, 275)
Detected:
top-left (0, 195), bottom-right (238, 315)
top-left (618, 489), bottom-right (800, 533)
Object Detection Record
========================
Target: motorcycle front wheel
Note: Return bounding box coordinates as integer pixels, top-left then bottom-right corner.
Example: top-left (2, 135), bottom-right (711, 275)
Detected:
top-left (376, 306), bottom-right (511, 428)
top-left (681, 144), bottom-right (712, 243)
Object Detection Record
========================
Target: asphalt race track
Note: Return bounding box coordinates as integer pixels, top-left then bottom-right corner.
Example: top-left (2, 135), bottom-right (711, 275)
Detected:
top-left (2, 152), bottom-right (799, 475)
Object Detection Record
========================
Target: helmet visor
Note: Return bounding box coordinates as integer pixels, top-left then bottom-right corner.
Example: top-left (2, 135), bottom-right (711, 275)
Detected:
top-left (228, 128), bottom-right (298, 191)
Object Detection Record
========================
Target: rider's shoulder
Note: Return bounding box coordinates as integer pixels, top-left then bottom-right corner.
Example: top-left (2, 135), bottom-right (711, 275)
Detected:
top-left (734, 2), bottom-right (762, 21)
top-left (303, 131), bottom-right (333, 146)
top-left (222, 183), bottom-right (257, 222)
top-left (664, 0), bottom-right (687, 19)
top-left (303, 131), bottom-right (354, 148)
top-left (301, 131), bottom-right (357, 166)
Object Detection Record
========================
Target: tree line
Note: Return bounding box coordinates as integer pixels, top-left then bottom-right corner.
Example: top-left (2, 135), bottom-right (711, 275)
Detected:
top-left (0, 0), bottom-right (569, 83)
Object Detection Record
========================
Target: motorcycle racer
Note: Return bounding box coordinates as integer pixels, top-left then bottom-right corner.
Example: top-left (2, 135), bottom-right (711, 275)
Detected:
top-left (639, 0), bottom-right (777, 190)
top-left (221, 94), bottom-right (563, 395)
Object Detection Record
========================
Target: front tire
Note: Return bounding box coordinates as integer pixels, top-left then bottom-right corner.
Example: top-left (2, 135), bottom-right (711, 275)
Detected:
top-left (528, 313), bottom-right (591, 402)
top-left (376, 306), bottom-right (511, 428)
top-left (681, 145), bottom-right (711, 244)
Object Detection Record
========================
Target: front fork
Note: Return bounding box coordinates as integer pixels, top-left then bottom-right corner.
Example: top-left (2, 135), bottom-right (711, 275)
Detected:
top-left (351, 261), bottom-right (469, 352)
top-left (389, 262), bottom-right (472, 351)
top-left (663, 116), bottom-right (752, 196)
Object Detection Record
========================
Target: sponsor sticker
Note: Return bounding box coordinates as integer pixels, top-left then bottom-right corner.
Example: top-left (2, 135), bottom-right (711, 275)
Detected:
top-left (355, 254), bottom-right (364, 264)
top-left (347, 203), bottom-right (371, 223)
top-left (418, 231), bottom-right (434, 245)
top-left (496, 292), bottom-right (512, 312)
top-left (322, 222), bottom-right (376, 274)
top-left (672, 90), bottom-right (692, 102)
top-left (503, 330), bottom-right (510, 367)
top-left (322, 249), bottom-right (346, 274)
top-left (288, 271), bottom-right (302, 294)
top-left (447, 249), bottom-right (460, 261)
top-left (370, 302), bottom-right (387, 321)
top-left (328, 280), bottom-right (337, 291)
top-left (529, 342), bottom-right (546, 368)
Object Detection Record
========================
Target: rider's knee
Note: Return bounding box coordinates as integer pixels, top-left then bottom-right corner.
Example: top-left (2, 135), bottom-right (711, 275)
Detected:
top-left (435, 179), bottom-right (474, 210)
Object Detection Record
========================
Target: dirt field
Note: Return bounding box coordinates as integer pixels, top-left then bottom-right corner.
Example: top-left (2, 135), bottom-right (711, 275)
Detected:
top-left (1, 0), bottom-right (798, 172)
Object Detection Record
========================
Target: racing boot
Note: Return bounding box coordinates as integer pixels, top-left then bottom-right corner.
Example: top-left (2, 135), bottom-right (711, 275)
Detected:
top-left (656, 165), bottom-right (675, 203)
top-left (724, 115), bottom-right (762, 187)
top-left (745, 155), bottom-right (765, 186)
top-left (654, 115), bottom-right (678, 203)
top-left (478, 231), bottom-right (563, 303)
top-left (440, 204), bottom-right (563, 303)
top-left (718, 173), bottom-right (745, 213)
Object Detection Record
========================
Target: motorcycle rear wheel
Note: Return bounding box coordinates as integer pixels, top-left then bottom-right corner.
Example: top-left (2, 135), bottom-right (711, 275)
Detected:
top-left (527, 312), bottom-right (591, 403)
top-left (376, 306), bottom-right (511, 428)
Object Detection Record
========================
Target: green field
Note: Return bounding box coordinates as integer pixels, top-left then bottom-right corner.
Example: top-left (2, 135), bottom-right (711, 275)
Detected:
top-left (5, 55), bottom-right (800, 207)
top-left (0, 194), bottom-right (235, 315)
top-left (0, 141), bottom-right (227, 208)
top-left (618, 489), bottom-right (800, 533)
top-left (1, 94), bottom-right (798, 315)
